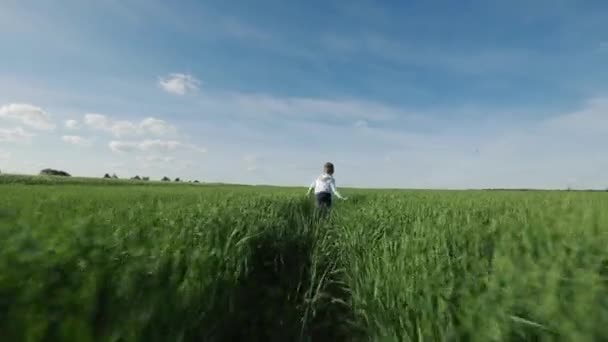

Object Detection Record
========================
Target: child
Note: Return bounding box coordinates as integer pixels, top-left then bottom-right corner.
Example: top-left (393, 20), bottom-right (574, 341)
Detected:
top-left (306, 162), bottom-right (347, 209)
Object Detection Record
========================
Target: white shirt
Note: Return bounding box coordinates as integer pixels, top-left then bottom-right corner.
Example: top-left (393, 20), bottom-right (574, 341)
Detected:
top-left (307, 173), bottom-right (345, 199)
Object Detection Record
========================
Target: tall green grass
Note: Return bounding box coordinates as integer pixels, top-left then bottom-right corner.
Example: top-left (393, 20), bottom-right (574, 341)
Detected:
top-left (333, 192), bottom-right (608, 341)
top-left (0, 181), bottom-right (607, 341)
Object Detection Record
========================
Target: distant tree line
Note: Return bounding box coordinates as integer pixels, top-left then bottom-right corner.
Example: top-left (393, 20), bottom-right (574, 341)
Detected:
top-left (104, 173), bottom-right (199, 183)
top-left (36, 170), bottom-right (201, 183)
top-left (40, 169), bottom-right (71, 177)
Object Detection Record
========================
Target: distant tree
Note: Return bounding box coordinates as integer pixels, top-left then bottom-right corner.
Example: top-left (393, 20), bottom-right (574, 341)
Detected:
top-left (162, 176), bottom-right (170, 182)
top-left (112, 174), bottom-right (118, 179)
top-left (142, 177), bottom-right (150, 181)
top-left (40, 168), bottom-right (71, 177)
top-left (132, 175), bottom-right (141, 180)
top-left (103, 173), bottom-right (111, 179)
top-left (193, 180), bottom-right (200, 184)
top-left (174, 177), bottom-right (180, 182)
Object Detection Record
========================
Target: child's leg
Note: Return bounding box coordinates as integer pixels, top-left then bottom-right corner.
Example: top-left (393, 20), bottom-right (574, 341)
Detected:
top-left (316, 192), bottom-right (331, 208)
top-left (314, 193), bottom-right (332, 220)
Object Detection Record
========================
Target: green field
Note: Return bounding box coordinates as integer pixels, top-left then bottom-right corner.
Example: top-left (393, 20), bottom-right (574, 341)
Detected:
top-left (1, 175), bottom-right (607, 341)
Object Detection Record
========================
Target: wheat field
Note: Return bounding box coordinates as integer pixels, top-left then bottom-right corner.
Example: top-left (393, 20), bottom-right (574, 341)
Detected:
top-left (1, 175), bottom-right (607, 341)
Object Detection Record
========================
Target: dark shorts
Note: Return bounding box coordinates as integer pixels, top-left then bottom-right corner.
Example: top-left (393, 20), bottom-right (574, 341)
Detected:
top-left (315, 192), bottom-right (332, 208)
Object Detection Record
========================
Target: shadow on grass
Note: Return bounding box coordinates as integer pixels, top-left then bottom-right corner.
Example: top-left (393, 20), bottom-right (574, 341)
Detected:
top-left (192, 202), bottom-right (360, 342)
top-left (18, 199), bottom-right (360, 342)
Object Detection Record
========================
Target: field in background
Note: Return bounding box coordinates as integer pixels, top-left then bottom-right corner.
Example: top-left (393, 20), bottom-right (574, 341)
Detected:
top-left (1, 175), bottom-right (607, 341)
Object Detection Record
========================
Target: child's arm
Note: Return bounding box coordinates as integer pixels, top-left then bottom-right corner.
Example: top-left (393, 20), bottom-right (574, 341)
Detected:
top-left (330, 178), bottom-right (346, 200)
top-left (306, 180), bottom-right (315, 195)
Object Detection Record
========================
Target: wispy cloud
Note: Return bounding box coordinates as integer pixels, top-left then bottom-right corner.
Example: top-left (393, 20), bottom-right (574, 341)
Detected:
top-left (84, 113), bottom-right (138, 137)
top-left (84, 113), bottom-right (176, 137)
top-left (61, 135), bottom-right (91, 146)
top-left (217, 93), bottom-right (607, 189)
top-left (321, 32), bottom-right (533, 75)
top-left (65, 119), bottom-right (79, 130)
top-left (139, 117), bottom-right (176, 136)
top-left (138, 139), bottom-right (181, 152)
top-left (158, 73), bottom-right (200, 95)
top-left (108, 141), bottom-right (138, 153)
top-left (197, 90), bottom-right (407, 125)
top-left (0, 103), bottom-right (55, 130)
top-left (108, 141), bottom-right (144, 153)
top-left (354, 119), bottom-right (369, 129)
top-left (0, 127), bottom-right (34, 143)
top-left (182, 143), bottom-right (208, 153)
top-left (373, 97), bottom-right (608, 188)
top-left (84, 113), bottom-right (109, 130)
top-left (544, 98), bottom-right (608, 134)
top-left (220, 17), bottom-right (272, 41)
top-left (108, 139), bottom-right (206, 154)
top-left (136, 155), bottom-right (175, 164)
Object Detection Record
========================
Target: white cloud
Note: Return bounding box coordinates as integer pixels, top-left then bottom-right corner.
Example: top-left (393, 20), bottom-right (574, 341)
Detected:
top-left (65, 119), bottom-right (79, 130)
top-left (84, 114), bottom-right (177, 137)
top-left (61, 135), bottom-right (91, 146)
top-left (0, 103), bottom-right (55, 130)
top-left (84, 113), bottom-right (109, 129)
top-left (108, 141), bottom-right (138, 153)
top-left (0, 127), bottom-right (34, 143)
top-left (85, 113), bottom-right (136, 137)
top-left (139, 117), bottom-right (176, 136)
top-left (110, 120), bottom-right (138, 137)
top-left (158, 73), bottom-right (200, 95)
top-left (109, 139), bottom-right (206, 154)
top-left (138, 139), bottom-right (181, 152)
top-left (183, 143), bottom-right (207, 153)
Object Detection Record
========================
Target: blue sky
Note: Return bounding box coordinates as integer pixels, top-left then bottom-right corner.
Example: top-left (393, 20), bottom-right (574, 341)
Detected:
top-left (1, 0), bottom-right (607, 188)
